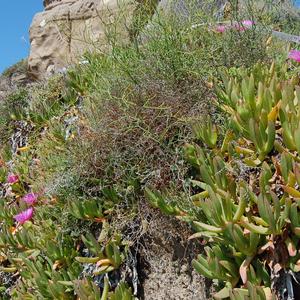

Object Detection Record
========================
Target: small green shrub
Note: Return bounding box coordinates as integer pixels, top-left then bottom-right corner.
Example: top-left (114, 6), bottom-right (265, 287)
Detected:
top-left (0, 88), bottom-right (29, 122)
top-left (28, 75), bottom-right (67, 125)
top-left (63, 8), bottom-right (277, 204)
top-left (1, 59), bottom-right (28, 78)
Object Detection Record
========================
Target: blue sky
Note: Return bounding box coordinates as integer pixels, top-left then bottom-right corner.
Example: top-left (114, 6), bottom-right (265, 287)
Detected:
top-left (0, 2), bottom-right (43, 73)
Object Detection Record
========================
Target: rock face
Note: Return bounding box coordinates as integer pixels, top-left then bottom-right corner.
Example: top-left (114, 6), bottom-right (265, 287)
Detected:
top-left (28, 0), bottom-right (228, 79)
top-left (0, 60), bottom-right (31, 102)
top-left (28, 0), bottom-right (134, 79)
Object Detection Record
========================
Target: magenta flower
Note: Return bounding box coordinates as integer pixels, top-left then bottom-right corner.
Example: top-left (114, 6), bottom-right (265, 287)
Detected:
top-left (242, 20), bottom-right (254, 28)
top-left (216, 25), bottom-right (227, 33)
top-left (7, 174), bottom-right (19, 184)
top-left (288, 50), bottom-right (300, 63)
top-left (22, 193), bottom-right (38, 205)
top-left (14, 207), bottom-right (34, 224)
top-left (235, 20), bottom-right (254, 31)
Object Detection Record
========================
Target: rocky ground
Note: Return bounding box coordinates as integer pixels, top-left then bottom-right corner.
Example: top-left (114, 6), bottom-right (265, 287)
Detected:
top-left (122, 207), bottom-right (210, 299)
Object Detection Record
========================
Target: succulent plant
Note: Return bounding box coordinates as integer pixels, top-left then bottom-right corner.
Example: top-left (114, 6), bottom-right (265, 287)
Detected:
top-left (73, 278), bottom-right (134, 300)
top-left (148, 62), bottom-right (300, 298)
top-left (0, 181), bottom-right (129, 299)
top-left (192, 116), bottom-right (218, 148)
top-left (76, 232), bottom-right (126, 276)
top-left (69, 198), bottom-right (104, 221)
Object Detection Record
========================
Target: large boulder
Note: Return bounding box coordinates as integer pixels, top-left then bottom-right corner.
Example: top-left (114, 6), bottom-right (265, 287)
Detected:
top-left (28, 0), bottom-right (232, 80)
top-left (28, 0), bottom-right (135, 79)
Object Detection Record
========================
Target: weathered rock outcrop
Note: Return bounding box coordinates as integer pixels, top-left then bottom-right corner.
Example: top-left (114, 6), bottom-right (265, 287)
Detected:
top-left (0, 60), bottom-right (31, 102)
top-left (28, 0), bottom-right (229, 79)
top-left (29, 0), bottom-right (134, 79)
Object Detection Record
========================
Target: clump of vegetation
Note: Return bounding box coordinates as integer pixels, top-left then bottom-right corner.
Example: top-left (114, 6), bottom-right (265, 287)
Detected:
top-left (1, 59), bottom-right (28, 79)
top-left (0, 87), bottom-right (30, 121)
top-left (148, 60), bottom-right (300, 298)
top-left (0, 1), bottom-right (299, 299)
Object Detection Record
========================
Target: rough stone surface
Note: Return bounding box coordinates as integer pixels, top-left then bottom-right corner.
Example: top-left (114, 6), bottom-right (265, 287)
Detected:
top-left (0, 60), bottom-right (31, 101)
top-left (28, 0), bottom-right (229, 79)
top-left (26, 0), bottom-right (300, 79)
top-left (29, 0), bottom-right (134, 79)
top-left (138, 211), bottom-right (210, 300)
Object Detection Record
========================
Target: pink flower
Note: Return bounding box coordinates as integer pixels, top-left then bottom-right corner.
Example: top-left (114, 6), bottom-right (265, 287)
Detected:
top-left (235, 20), bottom-right (254, 31)
top-left (7, 174), bottom-right (19, 184)
top-left (14, 207), bottom-right (34, 224)
top-left (22, 193), bottom-right (38, 205)
top-left (288, 50), bottom-right (300, 63)
top-left (242, 20), bottom-right (254, 28)
top-left (216, 25), bottom-right (227, 33)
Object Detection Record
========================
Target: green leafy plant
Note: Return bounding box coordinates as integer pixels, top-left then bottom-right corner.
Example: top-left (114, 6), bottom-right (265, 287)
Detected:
top-left (74, 278), bottom-right (134, 300)
top-left (148, 62), bottom-right (300, 298)
top-left (76, 232), bottom-right (126, 275)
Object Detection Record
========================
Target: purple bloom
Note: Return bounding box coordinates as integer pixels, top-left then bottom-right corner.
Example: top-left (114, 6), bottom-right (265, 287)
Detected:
top-left (7, 174), bottom-right (19, 184)
top-left (22, 193), bottom-right (38, 205)
top-left (288, 50), bottom-right (300, 63)
top-left (14, 207), bottom-right (34, 224)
